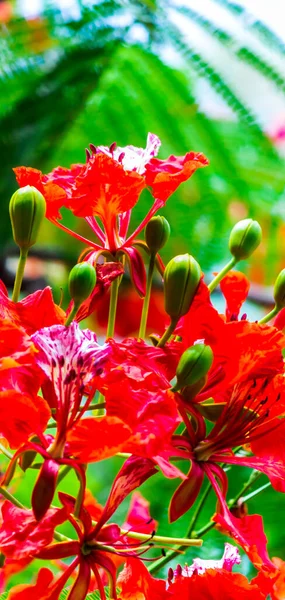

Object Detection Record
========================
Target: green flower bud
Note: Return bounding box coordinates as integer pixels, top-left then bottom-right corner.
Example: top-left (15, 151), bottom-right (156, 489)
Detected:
top-left (229, 218), bottom-right (262, 260)
top-left (9, 185), bottom-right (46, 250)
top-left (273, 268), bottom-right (285, 310)
top-left (172, 343), bottom-right (213, 392)
top-left (69, 263), bottom-right (97, 306)
top-left (145, 216), bottom-right (170, 254)
top-left (164, 254), bottom-right (201, 320)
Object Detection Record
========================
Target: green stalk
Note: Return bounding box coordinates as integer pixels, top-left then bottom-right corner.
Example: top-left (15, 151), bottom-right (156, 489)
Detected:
top-left (65, 303), bottom-right (80, 327)
top-left (139, 254), bottom-right (155, 339)
top-left (12, 248), bottom-right (29, 302)
top-left (258, 306), bottom-right (279, 324)
top-left (187, 480), bottom-right (213, 537)
top-left (0, 443), bottom-right (13, 460)
top-left (157, 318), bottom-right (178, 348)
top-left (208, 257), bottom-right (237, 293)
top-left (149, 470), bottom-right (263, 575)
top-left (106, 275), bottom-right (120, 338)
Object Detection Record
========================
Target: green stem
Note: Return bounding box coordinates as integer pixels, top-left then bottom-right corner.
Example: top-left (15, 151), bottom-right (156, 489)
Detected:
top-left (187, 480), bottom-right (213, 537)
top-left (0, 443), bottom-right (13, 460)
top-left (139, 254), bottom-right (155, 339)
top-left (74, 470), bottom-right (85, 518)
top-left (88, 402), bottom-right (106, 411)
top-left (194, 471), bottom-right (263, 539)
top-left (12, 248), bottom-right (29, 302)
top-left (0, 486), bottom-right (26, 508)
top-left (65, 303), bottom-right (80, 327)
top-left (106, 275), bottom-right (120, 338)
top-left (57, 465), bottom-right (71, 485)
top-left (241, 481), bottom-right (271, 502)
top-left (258, 305), bottom-right (279, 324)
top-left (157, 318), bottom-right (178, 348)
top-left (208, 257), bottom-right (237, 293)
top-left (149, 470), bottom-right (264, 575)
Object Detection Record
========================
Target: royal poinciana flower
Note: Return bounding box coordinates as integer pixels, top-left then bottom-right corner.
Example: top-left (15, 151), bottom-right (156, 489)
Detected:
top-left (117, 544), bottom-right (266, 599)
top-left (13, 134), bottom-right (208, 295)
top-left (66, 337), bottom-right (182, 478)
top-left (0, 263), bottom-right (123, 332)
top-left (2, 458), bottom-right (157, 600)
top-left (180, 278), bottom-right (285, 403)
top-left (168, 368), bottom-right (285, 522)
top-left (1, 322), bottom-right (111, 519)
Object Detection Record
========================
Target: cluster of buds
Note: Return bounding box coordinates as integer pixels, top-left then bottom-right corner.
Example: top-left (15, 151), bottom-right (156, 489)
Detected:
top-left (0, 134), bottom-right (285, 600)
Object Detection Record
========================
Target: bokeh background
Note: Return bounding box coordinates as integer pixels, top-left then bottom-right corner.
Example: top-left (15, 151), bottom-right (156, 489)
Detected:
top-left (1, 0), bottom-right (285, 594)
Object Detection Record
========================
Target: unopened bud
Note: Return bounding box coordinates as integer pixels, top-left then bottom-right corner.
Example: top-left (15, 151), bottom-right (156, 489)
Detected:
top-left (164, 254), bottom-right (201, 320)
top-left (273, 268), bottom-right (285, 310)
top-left (145, 216), bottom-right (170, 254)
top-left (9, 185), bottom-right (46, 250)
top-left (229, 219), bottom-right (262, 260)
top-left (69, 262), bottom-right (97, 306)
top-left (172, 344), bottom-right (213, 392)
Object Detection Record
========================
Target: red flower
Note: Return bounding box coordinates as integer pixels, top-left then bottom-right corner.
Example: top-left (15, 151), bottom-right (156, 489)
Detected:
top-left (31, 458), bottom-right (155, 599)
top-left (0, 282), bottom-right (65, 335)
top-left (66, 338), bottom-right (181, 478)
top-left (14, 134), bottom-right (208, 295)
top-left (118, 544), bottom-right (265, 600)
top-left (181, 279), bottom-right (285, 402)
top-left (1, 322), bottom-right (111, 519)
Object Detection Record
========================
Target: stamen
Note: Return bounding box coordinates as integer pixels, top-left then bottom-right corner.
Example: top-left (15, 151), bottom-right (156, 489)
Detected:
top-left (85, 148), bottom-right (91, 162)
top-left (109, 142), bottom-right (117, 153)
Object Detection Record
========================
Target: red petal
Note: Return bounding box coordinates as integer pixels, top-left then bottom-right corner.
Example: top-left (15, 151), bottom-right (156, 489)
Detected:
top-left (32, 460), bottom-right (60, 521)
top-left (66, 416), bottom-right (132, 462)
top-left (0, 502), bottom-right (67, 559)
top-left (169, 461), bottom-right (204, 522)
top-left (145, 151), bottom-right (209, 201)
top-left (0, 390), bottom-right (50, 448)
top-left (219, 271), bottom-right (250, 321)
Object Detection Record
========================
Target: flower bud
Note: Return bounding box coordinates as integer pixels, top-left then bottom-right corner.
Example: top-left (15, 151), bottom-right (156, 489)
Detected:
top-left (273, 268), bottom-right (285, 310)
top-left (229, 218), bottom-right (262, 260)
top-left (145, 216), bottom-right (170, 254)
top-left (164, 254), bottom-right (201, 320)
top-left (172, 343), bottom-right (213, 392)
top-left (69, 262), bottom-right (97, 306)
top-left (9, 185), bottom-right (46, 250)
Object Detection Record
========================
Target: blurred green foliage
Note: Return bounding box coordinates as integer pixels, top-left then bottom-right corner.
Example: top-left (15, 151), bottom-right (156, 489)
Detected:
top-left (1, 0), bottom-right (285, 278)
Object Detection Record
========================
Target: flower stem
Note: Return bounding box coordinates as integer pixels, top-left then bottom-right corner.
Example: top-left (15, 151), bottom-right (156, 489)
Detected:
top-left (0, 443), bottom-right (13, 460)
top-left (149, 470), bottom-right (264, 575)
top-left (88, 402), bottom-right (106, 411)
top-left (157, 318), bottom-right (178, 348)
top-left (12, 248), bottom-right (29, 302)
top-left (187, 480), bottom-right (213, 537)
top-left (208, 257), bottom-right (237, 293)
top-left (0, 486), bottom-right (26, 508)
top-left (139, 254), bottom-right (155, 339)
top-left (65, 303), bottom-right (80, 327)
top-left (241, 481), bottom-right (271, 502)
top-left (258, 306), bottom-right (279, 324)
top-left (106, 275), bottom-right (120, 338)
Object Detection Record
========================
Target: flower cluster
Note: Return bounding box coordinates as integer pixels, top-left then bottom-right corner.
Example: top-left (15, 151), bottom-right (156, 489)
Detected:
top-left (0, 133), bottom-right (285, 599)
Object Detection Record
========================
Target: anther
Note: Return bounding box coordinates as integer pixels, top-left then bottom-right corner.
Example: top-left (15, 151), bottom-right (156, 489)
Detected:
top-left (109, 142), bottom-right (117, 153)
top-left (85, 148), bottom-right (91, 162)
